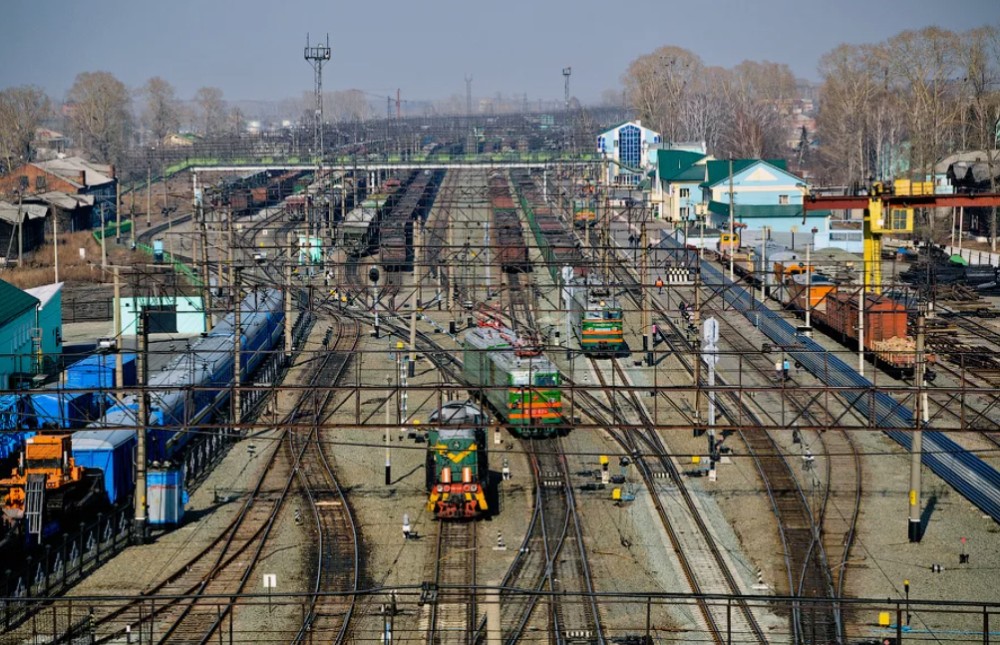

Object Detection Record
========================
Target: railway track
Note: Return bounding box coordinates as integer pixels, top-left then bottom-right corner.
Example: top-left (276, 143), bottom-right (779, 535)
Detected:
top-left (287, 318), bottom-right (362, 644)
top-left (573, 359), bottom-right (766, 644)
top-left (579, 219), bottom-right (855, 642)
top-left (706, 311), bottom-right (857, 644)
top-left (424, 521), bottom-right (478, 643)
top-left (64, 318), bottom-right (354, 644)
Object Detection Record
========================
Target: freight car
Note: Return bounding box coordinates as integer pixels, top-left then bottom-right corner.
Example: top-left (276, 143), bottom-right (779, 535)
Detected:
top-left (425, 401), bottom-right (489, 519)
top-left (512, 170), bottom-right (588, 284)
top-left (380, 170), bottom-right (443, 271)
top-left (569, 278), bottom-right (626, 356)
top-left (780, 272), bottom-right (927, 374)
top-left (462, 324), bottom-right (563, 438)
top-left (339, 199), bottom-right (382, 256)
top-left (489, 173), bottom-right (531, 273)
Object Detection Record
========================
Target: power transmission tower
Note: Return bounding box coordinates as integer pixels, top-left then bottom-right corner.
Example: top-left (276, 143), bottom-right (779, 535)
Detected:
top-left (562, 67), bottom-right (572, 109)
top-left (465, 75), bottom-right (473, 116)
top-left (304, 34), bottom-right (332, 156)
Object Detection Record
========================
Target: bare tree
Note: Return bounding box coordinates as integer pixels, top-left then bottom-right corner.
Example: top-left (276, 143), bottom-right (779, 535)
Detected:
top-left (600, 88), bottom-right (623, 108)
top-left (622, 46), bottom-right (703, 141)
top-left (142, 76), bottom-right (180, 143)
top-left (715, 64), bottom-right (789, 159)
top-left (194, 86), bottom-right (226, 136)
top-left (678, 66), bottom-right (729, 152)
top-left (958, 25), bottom-right (1000, 249)
top-left (885, 27), bottom-right (961, 179)
top-left (325, 90), bottom-right (374, 122)
top-left (817, 44), bottom-right (880, 185)
top-left (0, 86), bottom-right (50, 174)
top-left (66, 71), bottom-right (132, 165)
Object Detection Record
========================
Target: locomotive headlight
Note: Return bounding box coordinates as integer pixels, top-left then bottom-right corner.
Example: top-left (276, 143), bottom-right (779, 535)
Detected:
top-left (436, 485), bottom-right (443, 492)
top-left (470, 484), bottom-right (478, 492)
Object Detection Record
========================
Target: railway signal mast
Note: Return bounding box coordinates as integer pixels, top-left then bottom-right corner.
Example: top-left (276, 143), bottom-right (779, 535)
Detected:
top-left (304, 34), bottom-right (331, 157)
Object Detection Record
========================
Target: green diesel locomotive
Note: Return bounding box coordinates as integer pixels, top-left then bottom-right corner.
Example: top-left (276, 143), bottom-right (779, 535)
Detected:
top-left (425, 401), bottom-right (489, 519)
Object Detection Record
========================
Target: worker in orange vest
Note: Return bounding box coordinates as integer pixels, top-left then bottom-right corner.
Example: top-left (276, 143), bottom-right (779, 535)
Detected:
top-left (655, 277), bottom-right (664, 294)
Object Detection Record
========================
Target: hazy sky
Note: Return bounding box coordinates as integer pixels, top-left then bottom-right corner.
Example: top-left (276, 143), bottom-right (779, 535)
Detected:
top-left (2, 0), bottom-right (997, 105)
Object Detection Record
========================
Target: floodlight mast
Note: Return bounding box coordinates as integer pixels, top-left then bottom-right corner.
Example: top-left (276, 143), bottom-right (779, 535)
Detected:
top-left (562, 67), bottom-right (572, 109)
top-left (304, 34), bottom-right (332, 157)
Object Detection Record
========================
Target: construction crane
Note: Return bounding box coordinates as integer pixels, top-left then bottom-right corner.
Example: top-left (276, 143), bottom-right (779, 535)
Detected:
top-left (803, 182), bottom-right (1000, 294)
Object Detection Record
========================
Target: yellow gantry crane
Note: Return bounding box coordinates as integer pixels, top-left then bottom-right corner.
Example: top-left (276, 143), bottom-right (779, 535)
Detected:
top-left (799, 179), bottom-right (999, 294)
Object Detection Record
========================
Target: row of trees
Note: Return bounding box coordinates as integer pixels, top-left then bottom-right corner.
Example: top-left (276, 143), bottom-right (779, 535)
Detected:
top-left (622, 26), bottom-right (1000, 188)
top-left (0, 73), bottom-right (232, 170)
top-left (622, 46), bottom-right (800, 160)
top-left (816, 26), bottom-right (999, 187)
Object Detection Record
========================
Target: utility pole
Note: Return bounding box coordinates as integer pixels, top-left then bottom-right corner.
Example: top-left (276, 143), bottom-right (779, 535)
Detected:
top-left (100, 203), bottom-right (107, 271)
top-left (385, 376), bottom-right (392, 485)
top-left (408, 223), bottom-right (419, 377)
top-left (909, 305), bottom-right (927, 543)
top-left (447, 211), bottom-right (455, 334)
top-left (728, 158), bottom-right (735, 281)
top-left (199, 204), bottom-right (213, 332)
top-left (145, 167), bottom-right (151, 229)
top-left (284, 262), bottom-right (293, 360)
top-left (232, 268), bottom-right (242, 436)
top-left (134, 309), bottom-right (149, 543)
top-left (304, 34), bottom-right (332, 157)
top-left (113, 267), bottom-right (123, 389)
top-left (52, 200), bottom-right (59, 283)
top-left (115, 179), bottom-right (122, 243)
top-left (640, 219), bottom-right (652, 366)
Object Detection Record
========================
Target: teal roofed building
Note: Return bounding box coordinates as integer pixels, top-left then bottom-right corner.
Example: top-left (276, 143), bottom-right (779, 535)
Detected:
top-left (0, 280), bottom-right (63, 387)
top-left (700, 159), bottom-right (829, 236)
top-left (648, 145), bottom-right (713, 222)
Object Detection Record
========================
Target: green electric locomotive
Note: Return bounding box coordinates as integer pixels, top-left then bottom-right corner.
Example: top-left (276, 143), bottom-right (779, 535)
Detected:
top-left (569, 278), bottom-right (627, 356)
top-left (462, 324), bottom-right (563, 438)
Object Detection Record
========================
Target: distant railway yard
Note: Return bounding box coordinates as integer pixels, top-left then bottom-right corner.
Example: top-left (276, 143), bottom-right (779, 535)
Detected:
top-left (3, 154), bottom-right (1000, 645)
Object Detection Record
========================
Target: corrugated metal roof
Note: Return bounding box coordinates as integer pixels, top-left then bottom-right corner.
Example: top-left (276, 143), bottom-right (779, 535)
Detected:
top-left (0, 279), bottom-right (39, 329)
top-left (30, 191), bottom-right (94, 210)
top-left (33, 157), bottom-right (114, 188)
top-left (0, 202), bottom-right (49, 224)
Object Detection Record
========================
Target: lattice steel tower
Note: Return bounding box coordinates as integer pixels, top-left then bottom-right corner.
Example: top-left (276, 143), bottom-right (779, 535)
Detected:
top-left (562, 67), bottom-right (572, 109)
top-left (304, 34), bottom-right (331, 156)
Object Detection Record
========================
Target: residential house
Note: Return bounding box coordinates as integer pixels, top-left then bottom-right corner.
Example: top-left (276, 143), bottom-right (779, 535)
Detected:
top-left (0, 201), bottom-right (49, 262)
top-left (23, 191), bottom-right (94, 234)
top-left (33, 128), bottom-right (71, 160)
top-left (162, 133), bottom-right (201, 148)
top-left (648, 145), bottom-right (713, 222)
top-left (596, 120), bottom-right (661, 186)
top-left (701, 159), bottom-right (829, 240)
top-left (0, 156), bottom-right (116, 227)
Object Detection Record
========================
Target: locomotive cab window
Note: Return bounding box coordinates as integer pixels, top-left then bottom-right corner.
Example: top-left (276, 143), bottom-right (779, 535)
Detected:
top-left (534, 373), bottom-right (559, 387)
